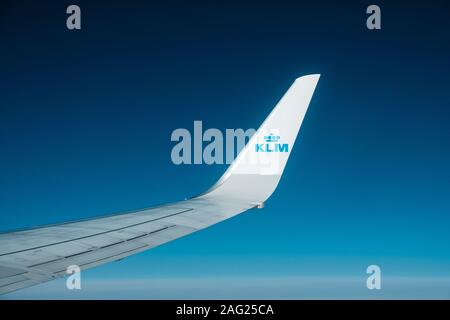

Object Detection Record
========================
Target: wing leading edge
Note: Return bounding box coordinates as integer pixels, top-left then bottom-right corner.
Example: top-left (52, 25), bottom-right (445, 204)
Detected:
top-left (0, 74), bottom-right (320, 295)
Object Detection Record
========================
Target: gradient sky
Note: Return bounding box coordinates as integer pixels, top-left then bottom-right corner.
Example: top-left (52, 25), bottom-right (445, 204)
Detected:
top-left (1, 0), bottom-right (450, 299)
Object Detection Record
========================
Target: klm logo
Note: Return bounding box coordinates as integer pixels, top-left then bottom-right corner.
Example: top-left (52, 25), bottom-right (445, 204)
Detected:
top-left (255, 134), bottom-right (289, 153)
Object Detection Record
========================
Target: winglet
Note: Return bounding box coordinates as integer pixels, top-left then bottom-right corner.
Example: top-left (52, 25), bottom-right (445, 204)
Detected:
top-left (200, 74), bottom-right (320, 204)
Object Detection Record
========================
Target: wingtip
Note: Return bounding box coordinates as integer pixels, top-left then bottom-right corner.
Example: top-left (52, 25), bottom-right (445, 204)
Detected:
top-left (295, 74), bottom-right (321, 82)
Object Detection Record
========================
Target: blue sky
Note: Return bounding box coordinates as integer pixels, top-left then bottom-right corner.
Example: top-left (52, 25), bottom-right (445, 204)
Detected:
top-left (1, 0), bottom-right (450, 298)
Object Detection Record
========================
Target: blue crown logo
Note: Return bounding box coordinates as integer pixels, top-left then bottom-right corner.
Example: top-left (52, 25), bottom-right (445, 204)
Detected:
top-left (264, 134), bottom-right (280, 143)
top-left (256, 134), bottom-right (288, 153)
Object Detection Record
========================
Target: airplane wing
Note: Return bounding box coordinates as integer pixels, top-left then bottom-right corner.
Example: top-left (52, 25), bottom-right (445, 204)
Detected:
top-left (0, 74), bottom-right (320, 295)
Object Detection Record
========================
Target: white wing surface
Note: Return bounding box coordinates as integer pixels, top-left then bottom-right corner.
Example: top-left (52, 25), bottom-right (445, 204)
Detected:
top-left (0, 74), bottom-right (320, 295)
